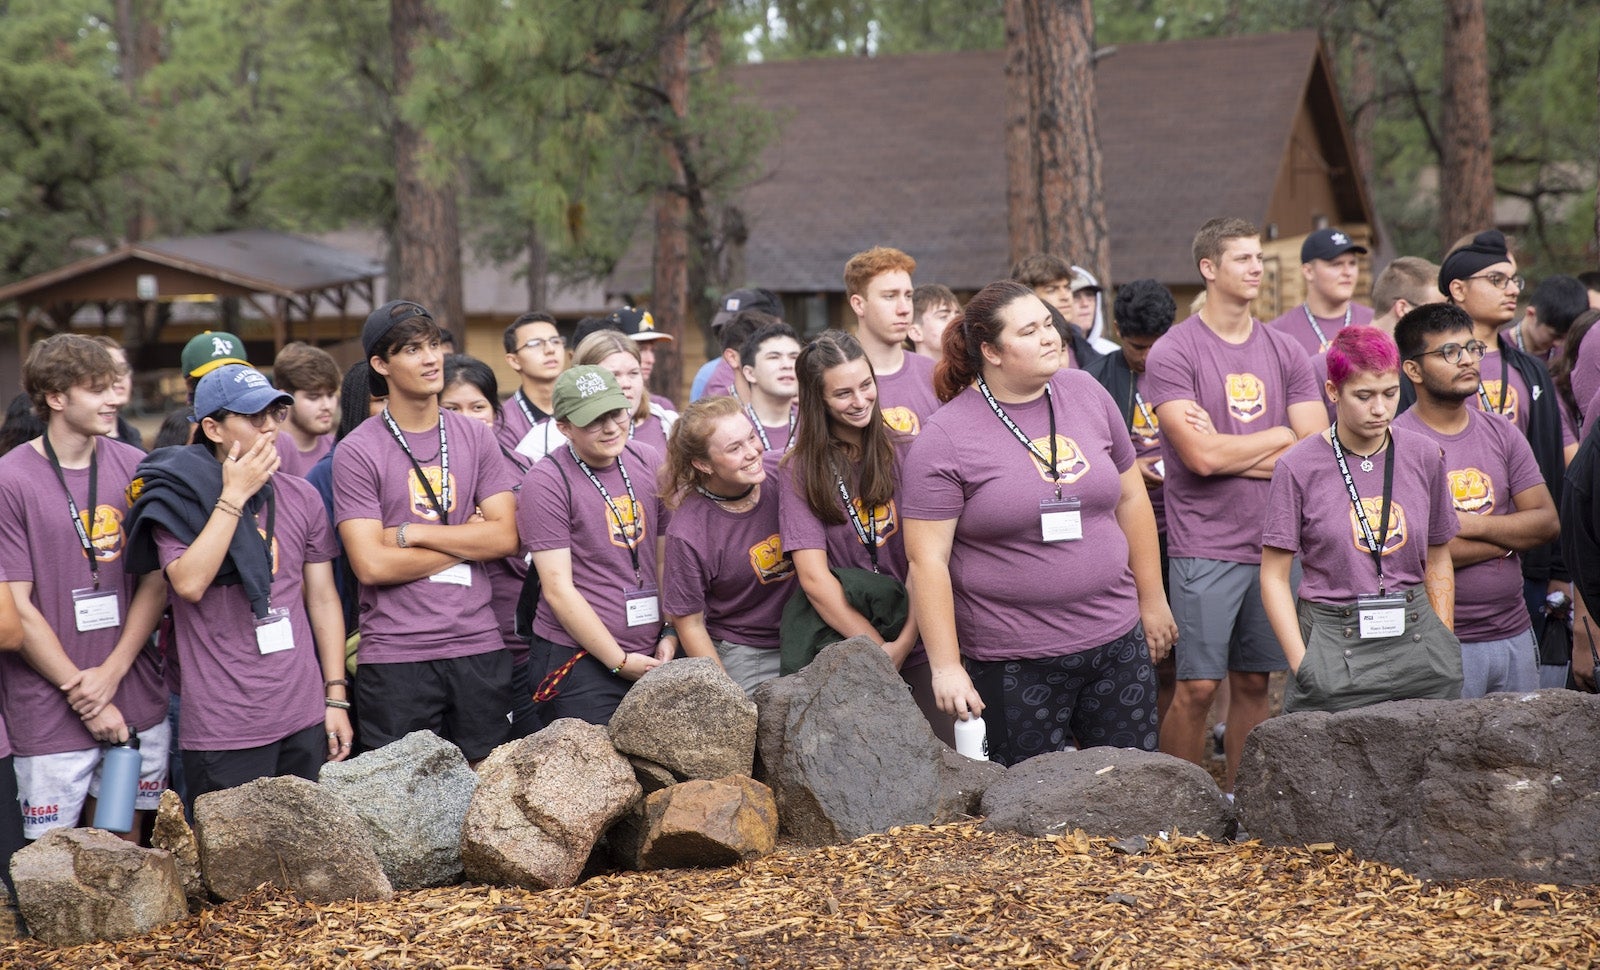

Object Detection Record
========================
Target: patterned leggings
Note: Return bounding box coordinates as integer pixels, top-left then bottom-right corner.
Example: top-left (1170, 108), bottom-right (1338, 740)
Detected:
top-left (964, 623), bottom-right (1158, 767)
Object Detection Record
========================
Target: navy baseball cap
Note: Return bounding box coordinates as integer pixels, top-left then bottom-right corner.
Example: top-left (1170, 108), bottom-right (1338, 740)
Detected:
top-left (193, 365), bottom-right (293, 422)
top-left (1301, 228), bottom-right (1368, 263)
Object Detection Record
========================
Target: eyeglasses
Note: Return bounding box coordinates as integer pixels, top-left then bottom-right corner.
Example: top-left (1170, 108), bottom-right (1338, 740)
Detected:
top-left (577, 409), bottom-right (630, 433)
top-left (1465, 272), bottom-right (1524, 292)
top-left (1409, 340), bottom-right (1488, 365)
top-left (518, 336), bottom-right (565, 353)
top-left (221, 403), bottom-right (290, 428)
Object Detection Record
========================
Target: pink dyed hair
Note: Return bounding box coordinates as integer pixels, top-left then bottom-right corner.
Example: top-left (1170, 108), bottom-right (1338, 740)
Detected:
top-left (1325, 325), bottom-right (1400, 389)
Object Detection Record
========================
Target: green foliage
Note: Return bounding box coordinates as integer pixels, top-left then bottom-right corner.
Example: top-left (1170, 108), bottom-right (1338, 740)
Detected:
top-left (0, 3), bottom-right (144, 280)
top-left (733, 0), bottom-right (1002, 58)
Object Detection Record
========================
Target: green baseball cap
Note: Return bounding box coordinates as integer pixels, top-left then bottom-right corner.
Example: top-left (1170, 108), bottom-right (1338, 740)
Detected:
top-left (553, 365), bottom-right (631, 427)
top-left (182, 331), bottom-right (249, 378)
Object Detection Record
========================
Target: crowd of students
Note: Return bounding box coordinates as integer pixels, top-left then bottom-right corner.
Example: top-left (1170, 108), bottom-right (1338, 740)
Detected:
top-left (3, 221), bottom-right (1600, 900)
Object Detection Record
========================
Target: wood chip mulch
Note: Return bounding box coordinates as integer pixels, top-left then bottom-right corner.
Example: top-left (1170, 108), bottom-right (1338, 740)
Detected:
top-left (7, 823), bottom-right (1598, 968)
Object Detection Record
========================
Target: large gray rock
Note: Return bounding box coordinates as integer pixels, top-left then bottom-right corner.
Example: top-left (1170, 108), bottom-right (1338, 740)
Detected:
top-left (611, 776), bottom-right (779, 871)
top-left (609, 658), bottom-right (758, 781)
top-left (753, 637), bottom-right (1004, 845)
top-left (320, 730), bottom-right (478, 889)
top-left (10, 828), bottom-right (187, 946)
top-left (1236, 691), bottom-right (1600, 882)
top-left (980, 748), bottom-right (1232, 840)
top-left (461, 719), bottom-right (641, 889)
top-left (150, 789), bottom-right (206, 909)
top-left (194, 776), bottom-right (393, 902)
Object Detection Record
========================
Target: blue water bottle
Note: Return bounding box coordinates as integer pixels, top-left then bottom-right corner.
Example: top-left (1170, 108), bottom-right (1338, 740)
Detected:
top-left (92, 727), bottom-right (141, 833)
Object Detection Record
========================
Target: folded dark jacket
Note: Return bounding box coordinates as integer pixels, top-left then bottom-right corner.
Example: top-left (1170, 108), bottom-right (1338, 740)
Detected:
top-left (126, 443), bottom-right (274, 619)
top-left (779, 566), bottom-right (909, 676)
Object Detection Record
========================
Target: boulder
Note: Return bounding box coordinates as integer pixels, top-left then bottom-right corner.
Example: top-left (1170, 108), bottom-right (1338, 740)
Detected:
top-left (753, 637), bottom-right (1004, 845)
top-left (1235, 691), bottom-right (1600, 882)
top-left (461, 719), bottom-right (641, 889)
top-left (320, 730), bottom-right (478, 889)
top-left (150, 789), bottom-right (206, 909)
top-left (980, 748), bottom-right (1232, 840)
top-left (193, 776), bottom-right (392, 902)
top-left (609, 658), bottom-right (757, 781)
top-left (10, 828), bottom-right (186, 946)
top-left (630, 756), bottom-right (679, 797)
top-left (633, 776), bottom-right (779, 870)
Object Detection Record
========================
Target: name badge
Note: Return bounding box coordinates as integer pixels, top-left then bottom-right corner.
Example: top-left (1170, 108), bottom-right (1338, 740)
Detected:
top-left (255, 607), bottom-right (295, 655)
top-left (430, 562), bottom-right (473, 587)
top-left (625, 586), bottom-right (661, 628)
top-left (72, 588), bottom-right (120, 633)
top-left (1357, 592), bottom-right (1408, 639)
top-left (1040, 497), bottom-right (1083, 543)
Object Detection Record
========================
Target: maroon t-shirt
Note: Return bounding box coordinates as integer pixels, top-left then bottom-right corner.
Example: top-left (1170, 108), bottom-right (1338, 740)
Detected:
top-left (155, 474), bottom-right (337, 750)
top-left (332, 409), bottom-right (519, 665)
top-left (274, 433), bottom-right (332, 479)
top-left (1268, 302), bottom-right (1376, 357)
top-left (0, 439), bottom-right (166, 756)
top-left (484, 446), bottom-right (533, 664)
top-left (1393, 408), bottom-right (1544, 641)
top-left (703, 359), bottom-right (738, 400)
top-left (1575, 324), bottom-right (1600, 438)
top-left (777, 437), bottom-right (921, 664)
top-left (902, 369), bottom-right (1141, 660)
top-left (518, 441), bottom-right (667, 656)
top-left (1126, 373), bottom-right (1166, 533)
top-left (629, 408), bottom-right (674, 462)
top-left (1471, 347), bottom-right (1531, 436)
top-left (1262, 427), bottom-right (1458, 604)
top-left (663, 465), bottom-right (796, 648)
top-left (874, 351), bottom-right (941, 438)
top-left (1143, 315), bottom-right (1322, 564)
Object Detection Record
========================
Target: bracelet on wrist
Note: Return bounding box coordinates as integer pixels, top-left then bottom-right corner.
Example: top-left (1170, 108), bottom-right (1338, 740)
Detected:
top-left (610, 655), bottom-right (627, 676)
top-left (214, 499), bottom-right (243, 518)
top-left (324, 678), bottom-right (349, 688)
top-left (325, 697), bottom-right (352, 710)
top-left (396, 523), bottom-right (409, 548)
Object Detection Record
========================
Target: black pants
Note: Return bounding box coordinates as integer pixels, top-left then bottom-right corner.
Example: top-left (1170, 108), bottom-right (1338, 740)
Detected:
top-left (356, 650), bottom-right (513, 762)
top-left (0, 755), bottom-right (23, 899)
top-left (181, 721), bottom-right (327, 804)
top-left (530, 636), bottom-right (632, 727)
top-left (965, 623), bottom-right (1158, 767)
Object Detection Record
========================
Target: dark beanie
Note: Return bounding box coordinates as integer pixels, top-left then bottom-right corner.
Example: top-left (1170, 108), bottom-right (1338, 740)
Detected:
top-left (1438, 230), bottom-right (1509, 292)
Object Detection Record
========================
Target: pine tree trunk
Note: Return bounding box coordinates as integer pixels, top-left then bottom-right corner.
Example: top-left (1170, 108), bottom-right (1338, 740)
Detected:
top-left (1003, 0), bottom-right (1039, 265)
top-left (1021, 0), bottom-right (1110, 284)
top-left (391, 0), bottom-right (465, 344)
top-left (1439, 0), bottom-right (1496, 247)
top-left (651, 0), bottom-right (690, 402)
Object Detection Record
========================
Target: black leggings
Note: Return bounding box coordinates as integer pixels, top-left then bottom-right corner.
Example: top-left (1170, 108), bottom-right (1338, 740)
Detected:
top-left (965, 623), bottom-right (1158, 767)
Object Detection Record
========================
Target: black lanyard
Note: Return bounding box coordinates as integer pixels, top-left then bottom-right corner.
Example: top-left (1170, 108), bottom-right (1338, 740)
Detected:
top-left (1302, 304), bottom-right (1351, 350)
top-left (832, 462), bottom-right (880, 573)
top-left (1330, 426), bottom-right (1396, 594)
top-left (512, 389), bottom-right (546, 427)
top-left (254, 486), bottom-right (277, 602)
top-left (568, 445), bottom-right (643, 584)
top-left (747, 404), bottom-right (795, 453)
top-left (43, 434), bottom-right (100, 589)
top-left (1477, 346), bottom-right (1510, 414)
top-left (381, 408), bottom-right (450, 522)
top-left (978, 376), bottom-right (1061, 499)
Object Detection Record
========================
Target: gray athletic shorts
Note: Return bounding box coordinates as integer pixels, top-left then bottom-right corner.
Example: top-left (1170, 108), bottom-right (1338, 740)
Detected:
top-left (1168, 557), bottom-right (1292, 681)
top-left (713, 639), bottom-right (782, 695)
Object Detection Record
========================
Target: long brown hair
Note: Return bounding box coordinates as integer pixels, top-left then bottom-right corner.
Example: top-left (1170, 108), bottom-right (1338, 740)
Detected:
top-left (783, 330), bottom-right (897, 525)
top-left (573, 330), bottom-right (650, 421)
top-left (934, 279), bottom-right (1035, 402)
top-left (660, 396), bottom-right (744, 510)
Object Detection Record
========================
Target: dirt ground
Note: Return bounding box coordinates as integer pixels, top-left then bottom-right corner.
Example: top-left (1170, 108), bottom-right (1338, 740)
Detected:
top-left (6, 822), bottom-right (1597, 970)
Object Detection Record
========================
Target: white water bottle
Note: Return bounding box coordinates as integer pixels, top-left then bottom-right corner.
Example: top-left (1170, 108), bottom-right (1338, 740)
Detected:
top-left (953, 715), bottom-right (989, 761)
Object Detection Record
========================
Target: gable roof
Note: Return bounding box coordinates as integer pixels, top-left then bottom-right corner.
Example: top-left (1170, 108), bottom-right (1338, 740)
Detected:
top-left (610, 30), bottom-right (1372, 295)
top-left (0, 229), bottom-right (383, 306)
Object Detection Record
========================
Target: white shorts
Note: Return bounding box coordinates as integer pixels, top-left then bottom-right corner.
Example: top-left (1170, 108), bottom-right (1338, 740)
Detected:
top-left (14, 720), bottom-right (171, 840)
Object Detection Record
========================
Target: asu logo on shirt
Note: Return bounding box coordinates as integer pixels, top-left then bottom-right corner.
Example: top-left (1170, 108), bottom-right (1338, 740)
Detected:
top-left (881, 407), bottom-right (921, 436)
top-left (1349, 497), bottom-right (1408, 556)
top-left (748, 534), bottom-right (794, 585)
top-left (84, 505), bottom-right (124, 563)
top-left (606, 497), bottom-right (647, 550)
top-left (1131, 406), bottom-right (1160, 447)
top-left (1225, 373), bottom-right (1268, 423)
top-left (1478, 381), bottom-right (1519, 424)
top-left (1449, 468), bottom-right (1496, 515)
top-left (408, 466), bottom-right (458, 521)
top-left (848, 498), bottom-right (898, 546)
top-left (1027, 435), bottom-right (1091, 485)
